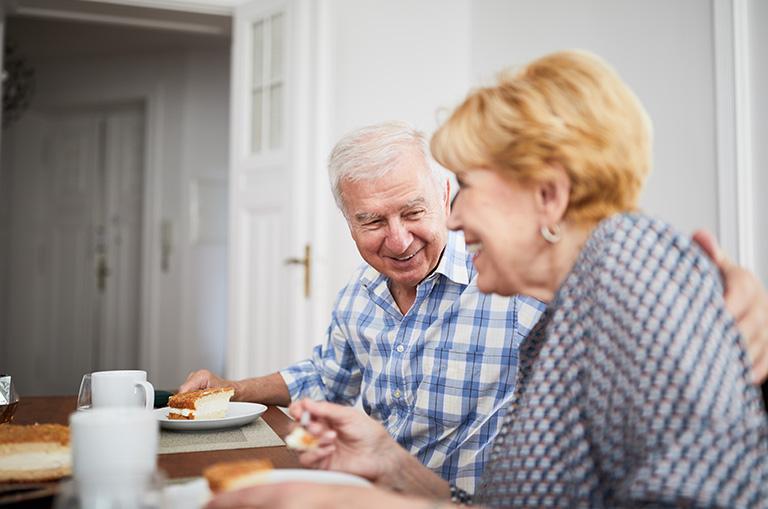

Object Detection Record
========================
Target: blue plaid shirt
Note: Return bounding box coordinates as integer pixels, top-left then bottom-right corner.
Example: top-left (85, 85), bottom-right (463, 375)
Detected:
top-left (280, 231), bottom-right (545, 492)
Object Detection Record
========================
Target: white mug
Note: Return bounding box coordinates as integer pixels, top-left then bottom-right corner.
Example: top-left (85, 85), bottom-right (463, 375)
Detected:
top-left (78, 370), bottom-right (154, 410)
top-left (68, 408), bottom-right (160, 507)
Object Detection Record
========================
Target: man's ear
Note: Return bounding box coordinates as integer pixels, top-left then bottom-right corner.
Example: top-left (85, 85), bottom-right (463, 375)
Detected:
top-left (534, 163), bottom-right (570, 225)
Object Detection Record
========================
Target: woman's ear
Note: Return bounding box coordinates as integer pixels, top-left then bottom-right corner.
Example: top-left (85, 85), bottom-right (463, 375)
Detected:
top-left (534, 163), bottom-right (570, 225)
top-left (443, 178), bottom-right (452, 215)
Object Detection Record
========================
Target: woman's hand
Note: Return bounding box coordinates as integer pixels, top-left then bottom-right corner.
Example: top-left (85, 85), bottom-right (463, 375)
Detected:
top-left (287, 399), bottom-right (402, 483)
top-left (204, 483), bottom-right (434, 509)
top-left (694, 230), bottom-right (768, 383)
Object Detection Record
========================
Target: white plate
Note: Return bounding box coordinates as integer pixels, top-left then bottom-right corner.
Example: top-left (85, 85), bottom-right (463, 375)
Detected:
top-left (155, 402), bottom-right (267, 431)
top-left (161, 471), bottom-right (370, 509)
top-left (235, 469), bottom-right (371, 487)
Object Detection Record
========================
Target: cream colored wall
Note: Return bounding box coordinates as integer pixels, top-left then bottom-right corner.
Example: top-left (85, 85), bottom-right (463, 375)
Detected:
top-left (470, 0), bottom-right (719, 238)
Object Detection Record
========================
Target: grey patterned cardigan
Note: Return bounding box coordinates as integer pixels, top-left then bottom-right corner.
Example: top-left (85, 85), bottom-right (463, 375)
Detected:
top-left (476, 213), bottom-right (768, 508)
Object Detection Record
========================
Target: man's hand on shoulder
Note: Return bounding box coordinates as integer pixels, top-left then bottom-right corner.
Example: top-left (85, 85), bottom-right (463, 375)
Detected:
top-left (693, 230), bottom-right (768, 384)
top-left (179, 369), bottom-right (241, 398)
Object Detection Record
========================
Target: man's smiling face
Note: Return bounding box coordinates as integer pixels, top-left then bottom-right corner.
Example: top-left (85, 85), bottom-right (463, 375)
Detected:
top-left (341, 148), bottom-right (449, 293)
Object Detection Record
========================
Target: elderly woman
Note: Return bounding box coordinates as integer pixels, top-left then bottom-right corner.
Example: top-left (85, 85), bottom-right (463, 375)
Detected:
top-left (207, 51), bottom-right (767, 508)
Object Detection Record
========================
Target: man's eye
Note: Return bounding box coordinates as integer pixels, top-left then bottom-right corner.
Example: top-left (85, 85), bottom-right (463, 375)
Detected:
top-left (406, 210), bottom-right (425, 219)
top-left (364, 220), bottom-right (384, 229)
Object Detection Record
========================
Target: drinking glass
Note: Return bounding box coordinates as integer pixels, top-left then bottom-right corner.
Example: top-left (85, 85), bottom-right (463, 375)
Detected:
top-left (76, 374), bottom-right (92, 411)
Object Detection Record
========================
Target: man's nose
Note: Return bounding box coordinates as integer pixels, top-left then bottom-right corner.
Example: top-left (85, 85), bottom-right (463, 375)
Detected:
top-left (385, 220), bottom-right (413, 253)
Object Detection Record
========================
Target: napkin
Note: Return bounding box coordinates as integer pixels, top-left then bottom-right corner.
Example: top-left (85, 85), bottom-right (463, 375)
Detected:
top-left (0, 374), bottom-right (18, 405)
top-left (162, 478), bottom-right (211, 509)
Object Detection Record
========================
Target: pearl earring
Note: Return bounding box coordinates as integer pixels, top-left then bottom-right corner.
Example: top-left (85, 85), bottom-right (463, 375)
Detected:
top-left (540, 224), bottom-right (562, 243)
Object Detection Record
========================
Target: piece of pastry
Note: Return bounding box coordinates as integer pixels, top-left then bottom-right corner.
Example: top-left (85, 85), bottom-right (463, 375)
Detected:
top-left (167, 387), bottom-right (235, 420)
top-left (203, 459), bottom-right (273, 493)
top-left (0, 423), bottom-right (71, 482)
top-left (284, 426), bottom-right (319, 451)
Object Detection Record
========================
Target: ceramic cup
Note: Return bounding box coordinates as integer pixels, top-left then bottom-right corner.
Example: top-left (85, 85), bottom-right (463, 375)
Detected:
top-left (77, 370), bottom-right (155, 410)
top-left (68, 407), bottom-right (160, 507)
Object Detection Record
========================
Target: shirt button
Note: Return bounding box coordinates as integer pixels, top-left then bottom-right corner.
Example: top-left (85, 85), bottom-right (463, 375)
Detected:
top-left (393, 389), bottom-right (401, 398)
top-left (396, 344), bottom-right (404, 353)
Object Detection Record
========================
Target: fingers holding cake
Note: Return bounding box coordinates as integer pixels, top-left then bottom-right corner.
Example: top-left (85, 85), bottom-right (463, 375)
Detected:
top-left (282, 400), bottom-right (398, 481)
top-left (178, 369), bottom-right (236, 396)
top-left (283, 410), bottom-right (337, 459)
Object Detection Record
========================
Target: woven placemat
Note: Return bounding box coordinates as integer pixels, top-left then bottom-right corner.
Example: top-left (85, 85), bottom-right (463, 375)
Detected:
top-left (159, 418), bottom-right (284, 454)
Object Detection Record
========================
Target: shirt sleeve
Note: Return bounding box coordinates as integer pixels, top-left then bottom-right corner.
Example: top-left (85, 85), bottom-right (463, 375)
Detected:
top-left (279, 309), bottom-right (364, 406)
top-left (582, 233), bottom-right (768, 507)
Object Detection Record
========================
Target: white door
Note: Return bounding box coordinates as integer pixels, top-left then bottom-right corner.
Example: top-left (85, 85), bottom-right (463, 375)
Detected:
top-left (3, 105), bottom-right (144, 395)
top-left (228, 0), bottom-right (322, 378)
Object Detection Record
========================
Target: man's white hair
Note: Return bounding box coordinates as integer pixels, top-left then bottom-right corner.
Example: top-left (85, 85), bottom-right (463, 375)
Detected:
top-left (328, 121), bottom-right (444, 214)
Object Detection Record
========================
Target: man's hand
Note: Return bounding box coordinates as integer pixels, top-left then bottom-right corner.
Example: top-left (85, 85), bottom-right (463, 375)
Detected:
top-left (178, 369), bottom-right (239, 396)
top-left (178, 371), bottom-right (291, 406)
top-left (694, 230), bottom-right (768, 384)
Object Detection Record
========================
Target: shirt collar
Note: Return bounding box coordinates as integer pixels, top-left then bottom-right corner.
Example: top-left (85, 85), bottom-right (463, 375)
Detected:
top-left (359, 230), bottom-right (470, 289)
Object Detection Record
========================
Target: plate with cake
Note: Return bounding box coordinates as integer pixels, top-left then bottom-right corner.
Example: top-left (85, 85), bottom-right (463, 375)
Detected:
top-left (0, 423), bottom-right (71, 483)
top-left (204, 460), bottom-right (371, 493)
top-left (156, 388), bottom-right (266, 431)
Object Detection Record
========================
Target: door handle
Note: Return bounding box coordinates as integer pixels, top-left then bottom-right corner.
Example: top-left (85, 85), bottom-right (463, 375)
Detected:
top-left (94, 225), bottom-right (109, 293)
top-left (96, 254), bottom-right (110, 293)
top-left (284, 244), bottom-right (311, 299)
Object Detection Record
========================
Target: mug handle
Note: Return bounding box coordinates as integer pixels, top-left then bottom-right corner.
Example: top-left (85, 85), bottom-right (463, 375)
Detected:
top-left (135, 381), bottom-right (155, 410)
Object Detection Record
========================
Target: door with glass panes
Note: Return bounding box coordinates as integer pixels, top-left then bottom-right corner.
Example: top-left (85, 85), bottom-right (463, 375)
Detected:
top-left (228, 0), bottom-right (319, 378)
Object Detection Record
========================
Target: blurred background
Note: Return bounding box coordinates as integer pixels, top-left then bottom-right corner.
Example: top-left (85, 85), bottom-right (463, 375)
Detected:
top-left (0, 0), bottom-right (765, 397)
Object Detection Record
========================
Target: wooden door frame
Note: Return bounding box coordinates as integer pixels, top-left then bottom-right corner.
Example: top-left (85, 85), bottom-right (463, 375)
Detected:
top-left (714, 0), bottom-right (755, 269)
top-left (140, 88), bottom-right (167, 377)
top-left (227, 0), bottom-right (334, 377)
top-left (0, 6), bottom-right (7, 366)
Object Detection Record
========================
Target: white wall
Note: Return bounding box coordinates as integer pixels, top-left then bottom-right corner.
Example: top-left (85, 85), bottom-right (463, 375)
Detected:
top-left (178, 49), bottom-right (230, 381)
top-left (470, 0), bottom-right (719, 237)
top-left (16, 47), bottom-right (229, 391)
top-left (316, 0), bottom-right (471, 324)
top-left (315, 0), bottom-right (749, 332)
top-left (749, 0), bottom-right (768, 286)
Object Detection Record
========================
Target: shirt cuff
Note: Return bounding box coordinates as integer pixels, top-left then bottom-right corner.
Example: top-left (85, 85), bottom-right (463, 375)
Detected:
top-left (278, 360), bottom-right (325, 402)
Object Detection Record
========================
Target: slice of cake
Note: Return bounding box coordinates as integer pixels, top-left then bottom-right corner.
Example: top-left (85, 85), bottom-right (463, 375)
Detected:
top-left (0, 423), bottom-right (71, 482)
top-left (284, 426), bottom-right (319, 451)
top-left (203, 459), bottom-right (273, 493)
top-left (167, 387), bottom-right (235, 420)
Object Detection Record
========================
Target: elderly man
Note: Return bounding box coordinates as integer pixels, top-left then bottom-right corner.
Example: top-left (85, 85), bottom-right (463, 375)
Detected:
top-left (182, 122), bottom-right (545, 491)
top-left (182, 121), bottom-right (768, 492)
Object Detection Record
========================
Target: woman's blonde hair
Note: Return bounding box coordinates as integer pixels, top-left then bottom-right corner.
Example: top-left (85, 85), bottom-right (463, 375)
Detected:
top-left (431, 50), bottom-right (652, 224)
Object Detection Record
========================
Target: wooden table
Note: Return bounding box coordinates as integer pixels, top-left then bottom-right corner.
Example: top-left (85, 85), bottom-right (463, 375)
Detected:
top-left (2, 395), bottom-right (302, 507)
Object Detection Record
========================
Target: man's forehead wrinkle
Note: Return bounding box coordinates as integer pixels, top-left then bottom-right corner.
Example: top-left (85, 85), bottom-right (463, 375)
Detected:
top-left (353, 196), bottom-right (428, 223)
top-left (354, 211), bottom-right (381, 223)
top-left (403, 197), bottom-right (428, 209)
